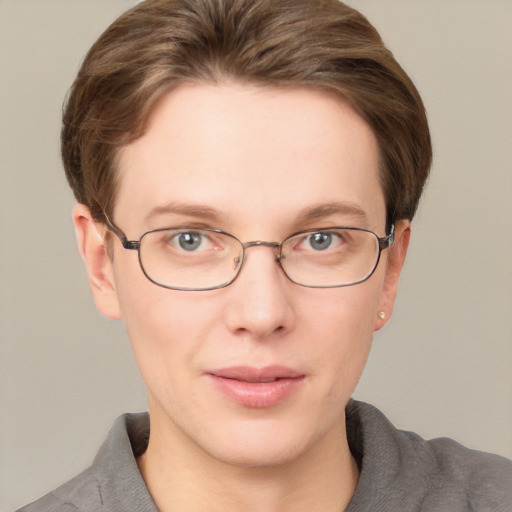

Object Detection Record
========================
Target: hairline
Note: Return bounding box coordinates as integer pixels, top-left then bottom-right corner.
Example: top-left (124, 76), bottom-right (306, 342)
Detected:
top-left (105, 78), bottom-right (388, 225)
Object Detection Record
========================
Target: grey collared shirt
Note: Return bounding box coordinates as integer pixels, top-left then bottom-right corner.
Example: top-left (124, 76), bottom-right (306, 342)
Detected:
top-left (17, 400), bottom-right (512, 511)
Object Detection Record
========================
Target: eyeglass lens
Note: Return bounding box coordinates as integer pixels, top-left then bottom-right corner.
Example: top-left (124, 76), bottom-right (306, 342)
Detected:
top-left (137, 227), bottom-right (382, 290)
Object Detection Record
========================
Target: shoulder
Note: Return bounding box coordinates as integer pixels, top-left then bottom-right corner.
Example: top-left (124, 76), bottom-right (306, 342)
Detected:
top-left (426, 436), bottom-right (512, 510)
top-left (346, 400), bottom-right (512, 511)
top-left (15, 412), bottom-right (154, 512)
top-left (15, 467), bottom-right (101, 512)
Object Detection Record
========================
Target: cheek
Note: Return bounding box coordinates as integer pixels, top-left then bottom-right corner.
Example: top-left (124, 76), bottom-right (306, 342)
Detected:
top-left (119, 292), bottom-right (221, 416)
top-left (305, 278), bottom-right (382, 343)
top-left (111, 258), bottom-right (216, 383)
top-left (301, 280), bottom-right (383, 392)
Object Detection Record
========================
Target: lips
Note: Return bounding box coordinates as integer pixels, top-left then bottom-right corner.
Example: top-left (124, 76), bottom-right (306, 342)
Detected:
top-left (205, 366), bottom-right (305, 408)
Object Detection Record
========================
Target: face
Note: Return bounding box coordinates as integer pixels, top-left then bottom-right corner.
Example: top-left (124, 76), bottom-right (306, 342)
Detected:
top-left (76, 83), bottom-right (409, 468)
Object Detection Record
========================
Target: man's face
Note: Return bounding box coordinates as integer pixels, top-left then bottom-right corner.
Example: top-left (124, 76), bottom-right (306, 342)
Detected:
top-left (81, 84), bottom-right (407, 467)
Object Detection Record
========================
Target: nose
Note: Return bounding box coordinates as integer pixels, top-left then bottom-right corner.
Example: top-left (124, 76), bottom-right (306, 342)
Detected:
top-left (224, 244), bottom-right (296, 340)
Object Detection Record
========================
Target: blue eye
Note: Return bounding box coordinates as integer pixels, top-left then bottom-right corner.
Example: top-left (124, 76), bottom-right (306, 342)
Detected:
top-left (308, 232), bottom-right (334, 251)
top-left (177, 232), bottom-right (204, 251)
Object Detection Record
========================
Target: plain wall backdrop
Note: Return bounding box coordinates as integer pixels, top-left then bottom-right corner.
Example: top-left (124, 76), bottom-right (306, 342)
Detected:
top-left (1, 0), bottom-right (511, 510)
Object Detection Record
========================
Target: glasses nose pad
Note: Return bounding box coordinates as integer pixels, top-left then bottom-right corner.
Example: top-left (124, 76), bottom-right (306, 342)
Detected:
top-left (274, 246), bottom-right (284, 265)
top-left (232, 252), bottom-right (243, 271)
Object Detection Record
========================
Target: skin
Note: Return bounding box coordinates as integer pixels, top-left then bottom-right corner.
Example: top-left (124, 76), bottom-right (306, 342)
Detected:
top-left (74, 83), bottom-right (410, 512)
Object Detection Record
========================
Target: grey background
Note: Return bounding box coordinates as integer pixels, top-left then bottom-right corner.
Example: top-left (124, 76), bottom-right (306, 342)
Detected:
top-left (1, 1), bottom-right (511, 510)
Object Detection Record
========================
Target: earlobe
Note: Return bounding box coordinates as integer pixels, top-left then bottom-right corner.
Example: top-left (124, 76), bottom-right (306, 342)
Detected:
top-left (374, 220), bottom-right (411, 332)
top-left (72, 203), bottom-right (122, 320)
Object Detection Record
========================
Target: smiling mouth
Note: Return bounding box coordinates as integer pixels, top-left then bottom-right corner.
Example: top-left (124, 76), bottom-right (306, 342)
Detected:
top-left (222, 375), bottom-right (289, 383)
top-left (205, 366), bottom-right (305, 408)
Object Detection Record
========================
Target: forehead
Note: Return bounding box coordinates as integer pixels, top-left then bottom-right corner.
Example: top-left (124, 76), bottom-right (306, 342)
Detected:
top-left (115, 83), bottom-right (385, 233)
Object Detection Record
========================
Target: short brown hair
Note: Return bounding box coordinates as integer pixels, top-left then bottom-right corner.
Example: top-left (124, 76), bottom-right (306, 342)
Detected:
top-left (62, 0), bottom-right (431, 225)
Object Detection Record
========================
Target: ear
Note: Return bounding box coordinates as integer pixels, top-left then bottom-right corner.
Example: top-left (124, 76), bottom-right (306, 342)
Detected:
top-left (374, 220), bottom-right (411, 331)
top-left (72, 203), bottom-right (122, 320)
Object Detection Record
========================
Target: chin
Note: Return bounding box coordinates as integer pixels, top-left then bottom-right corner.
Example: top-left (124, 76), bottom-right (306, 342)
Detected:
top-left (209, 438), bottom-right (309, 469)
top-left (196, 417), bottom-right (326, 469)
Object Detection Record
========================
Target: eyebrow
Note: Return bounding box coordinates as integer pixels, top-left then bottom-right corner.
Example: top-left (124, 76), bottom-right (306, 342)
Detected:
top-left (144, 201), bottom-right (222, 223)
top-left (144, 200), bottom-right (368, 226)
top-left (295, 202), bottom-right (369, 225)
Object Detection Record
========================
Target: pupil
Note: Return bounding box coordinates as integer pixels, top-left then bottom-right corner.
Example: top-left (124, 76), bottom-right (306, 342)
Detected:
top-left (178, 232), bottom-right (201, 251)
top-left (310, 232), bottom-right (332, 250)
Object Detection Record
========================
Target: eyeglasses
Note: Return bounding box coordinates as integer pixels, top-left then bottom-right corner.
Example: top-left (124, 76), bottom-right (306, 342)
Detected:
top-left (105, 219), bottom-right (394, 291)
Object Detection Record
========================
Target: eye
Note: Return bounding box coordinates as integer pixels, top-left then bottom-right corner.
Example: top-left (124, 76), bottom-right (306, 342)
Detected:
top-left (174, 231), bottom-right (210, 252)
top-left (303, 231), bottom-right (343, 251)
top-left (308, 232), bottom-right (332, 251)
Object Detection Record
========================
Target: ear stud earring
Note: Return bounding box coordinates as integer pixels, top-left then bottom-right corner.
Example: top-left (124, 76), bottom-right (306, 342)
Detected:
top-left (377, 311), bottom-right (386, 320)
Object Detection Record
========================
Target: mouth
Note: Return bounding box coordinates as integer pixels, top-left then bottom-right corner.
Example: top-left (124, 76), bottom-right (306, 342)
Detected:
top-left (205, 366), bottom-right (305, 408)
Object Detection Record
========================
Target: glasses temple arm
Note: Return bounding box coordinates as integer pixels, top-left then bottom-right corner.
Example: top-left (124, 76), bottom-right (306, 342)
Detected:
top-left (378, 224), bottom-right (395, 250)
top-left (103, 214), bottom-right (139, 250)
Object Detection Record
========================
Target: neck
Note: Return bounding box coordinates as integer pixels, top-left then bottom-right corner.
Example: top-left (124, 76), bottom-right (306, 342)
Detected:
top-left (137, 409), bottom-right (359, 512)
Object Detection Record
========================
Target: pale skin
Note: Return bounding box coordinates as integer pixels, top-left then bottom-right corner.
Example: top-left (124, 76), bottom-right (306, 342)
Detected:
top-left (74, 83), bottom-right (410, 512)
